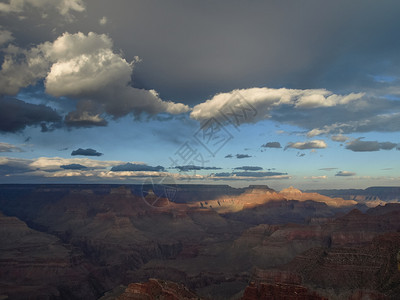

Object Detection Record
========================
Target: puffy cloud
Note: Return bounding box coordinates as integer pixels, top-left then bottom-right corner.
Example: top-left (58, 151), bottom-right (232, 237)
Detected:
top-left (0, 27), bottom-right (13, 46)
top-left (0, 0), bottom-right (85, 18)
top-left (285, 140), bottom-right (327, 150)
top-left (190, 87), bottom-right (363, 124)
top-left (0, 45), bottom-right (49, 95)
top-left (111, 163), bottom-right (165, 172)
top-left (345, 138), bottom-right (398, 152)
top-left (71, 148), bottom-right (103, 156)
top-left (0, 97), bottom-right (61, 132)
top-left (234, 166), bottom-right (263, 171)
top-left (99, 16), bottom-right (108, 25)
top-left (0, 142), bottom-right (23, 152)
top-left (335, 171), bottom-right (356, 177)
top-left (331, 134), bottom-right (348, 142)
top-left (262, 142), bottom-right (282, 148)
top-left (0, 32), bottom-right (189, 126)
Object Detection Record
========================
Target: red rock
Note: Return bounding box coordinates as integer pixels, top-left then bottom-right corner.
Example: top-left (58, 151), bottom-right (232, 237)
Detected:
top-left (116, 278), bottom-right (200, 300)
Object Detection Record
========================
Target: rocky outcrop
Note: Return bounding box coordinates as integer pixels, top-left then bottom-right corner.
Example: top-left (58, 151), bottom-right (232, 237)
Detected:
top-left (280, 186), bottom-right (357, 207)
top-left (240, 268), bottom-right (327, 299)
top-left (116, 278), bottom-right (200, 300)
top-left (241, 282), bottom-right (327, 300)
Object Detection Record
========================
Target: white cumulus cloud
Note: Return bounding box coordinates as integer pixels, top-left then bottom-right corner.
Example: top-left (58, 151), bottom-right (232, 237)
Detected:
top-left (0, 32), bottom-right (189, 121)
top-left (190, 87), bottom-right (364, 125)
top-left (285, 140), bottom-right (327, 150)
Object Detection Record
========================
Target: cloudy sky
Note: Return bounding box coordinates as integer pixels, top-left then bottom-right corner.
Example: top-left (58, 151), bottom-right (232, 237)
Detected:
top-left (1, 0), bottom-right (400, 190)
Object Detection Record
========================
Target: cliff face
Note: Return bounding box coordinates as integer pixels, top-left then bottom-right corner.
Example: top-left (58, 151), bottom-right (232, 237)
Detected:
top-left (0, 212), bottom-right (98, 300)
top-left (285, 232), bottom-right (400, 299)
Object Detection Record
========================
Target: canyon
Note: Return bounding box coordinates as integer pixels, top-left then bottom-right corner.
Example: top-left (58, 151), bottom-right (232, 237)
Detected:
top-left (0, 184), bottom-right (399, 299)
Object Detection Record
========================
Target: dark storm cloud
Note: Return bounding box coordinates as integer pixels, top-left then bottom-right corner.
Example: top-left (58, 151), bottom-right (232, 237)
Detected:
top-left (0, 97), bottom-right (61, 132)
top-left (60, 164), bottom-right (88, 170)
top-left (345, 138), bottom-right (398, 152)
top-left (236, 154), bottom-right (252, 159)
top-left (71, 148), bottom-right (103, 156)
top-left (111, 163), bottom-right (165, 172)
top-left (76, 0), bottom-right (400, 104)
top-left (335, 171), bottom-right (356, 177)
top-left (234, 166), bottom-right (263, 171)
top-left (4, 0), bottom-right (399, 105)
top-left (174, 165), bottom-right (221, 172)
top-left (262, 142), bottom-right (282, 148)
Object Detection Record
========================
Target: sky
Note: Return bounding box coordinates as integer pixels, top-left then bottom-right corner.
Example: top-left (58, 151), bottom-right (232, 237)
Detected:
top-left (1, 0), bottom-right (400, 190)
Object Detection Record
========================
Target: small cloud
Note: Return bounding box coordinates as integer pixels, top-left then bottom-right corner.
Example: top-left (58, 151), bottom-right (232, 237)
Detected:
top-left (174, 165), bottom-right (221, 172)
top-left (335, 171), bottom-right (356, 177)
top-left (296, 152), bottom-right (305, 157)
top-left (71, 148), bottom-right (103, 156)
top-left (99, 16), bottom-right (108, 25)
top-left (0, 142), bottom-right (23, 153)
top-left (111, 163), bottom-right (164, 172)
top-left (262, 142), bottom-right (282, 148)
top-left (285, 140), bottom-right (327, 150)
top-left (225, 154), bottom-right (233, 158)
top-left (234, 166), bottom-right (263, 171)
top-left (304, 175), bottom-right (327, 180)
top-left (60, 164), bottom-right (88, 170)
top-left (319, 167), bottom-right (338, 171)
top-left (345, 138), bottom-right (397, 152)
top-left (331, 134), bottom-right (348, 142)
top-left (236, 154), bottom-right (252, 159)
